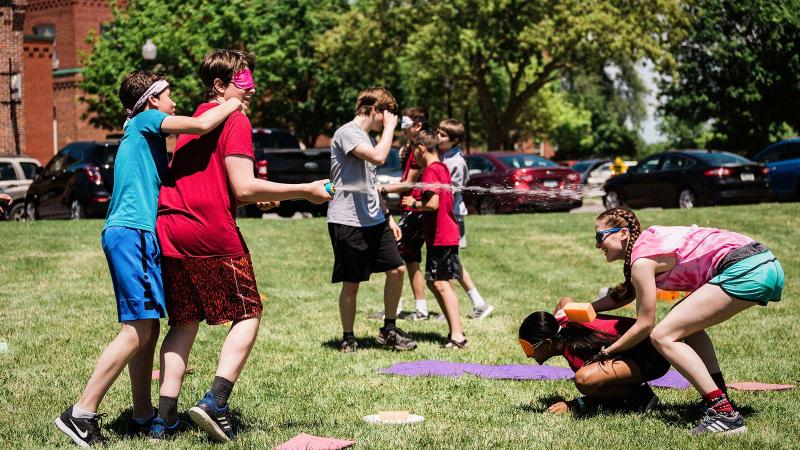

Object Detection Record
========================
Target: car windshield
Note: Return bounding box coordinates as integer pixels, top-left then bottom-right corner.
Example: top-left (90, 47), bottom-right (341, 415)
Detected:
top-left (498, 154), bottom-right (559, 168)
top-left (692, 151), bottom-right (752, 166)
top-left (571, 161), bottom-right (593, 172)
top-left (377, 148), bottom-right (401, 175)
top-left (253, 131), bottom-right (301, 149)
top-left (90, 145), bottom-right (118, 165)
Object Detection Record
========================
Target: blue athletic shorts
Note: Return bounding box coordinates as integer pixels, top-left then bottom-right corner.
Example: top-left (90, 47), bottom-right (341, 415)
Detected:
top-left (101, 226), bottom-right (166, 322)
top-left (709, 250), bottom-right (784, 305)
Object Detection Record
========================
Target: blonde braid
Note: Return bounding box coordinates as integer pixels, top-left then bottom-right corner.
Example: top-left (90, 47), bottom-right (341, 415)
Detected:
top-left (597, 208), bottom-right (641, 302)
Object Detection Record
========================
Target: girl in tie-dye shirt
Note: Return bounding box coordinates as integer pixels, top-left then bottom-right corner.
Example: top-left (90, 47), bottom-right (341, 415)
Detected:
top-left (556, 208), bottom-right (783, 435)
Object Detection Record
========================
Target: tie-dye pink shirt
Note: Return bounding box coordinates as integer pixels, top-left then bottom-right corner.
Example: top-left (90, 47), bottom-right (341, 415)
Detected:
top-left (630, 226), bottom-right (753, 291)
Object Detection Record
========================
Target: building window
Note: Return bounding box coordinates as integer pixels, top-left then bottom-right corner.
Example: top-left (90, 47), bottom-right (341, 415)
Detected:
top-left (33, 24), bottom-right (56, 39)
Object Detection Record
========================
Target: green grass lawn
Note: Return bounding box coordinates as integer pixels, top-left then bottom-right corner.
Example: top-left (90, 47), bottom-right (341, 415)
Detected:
top-left (1, 204), bottom-right (798, 449)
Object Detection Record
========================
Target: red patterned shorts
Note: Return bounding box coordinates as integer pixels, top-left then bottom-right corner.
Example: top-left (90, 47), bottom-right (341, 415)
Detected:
top-left (163, 254), bottom-right (262, 326)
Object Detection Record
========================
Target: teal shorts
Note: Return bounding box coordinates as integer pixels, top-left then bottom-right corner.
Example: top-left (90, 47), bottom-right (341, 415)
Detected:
top-left (709, 250), bottom-right (784, 305)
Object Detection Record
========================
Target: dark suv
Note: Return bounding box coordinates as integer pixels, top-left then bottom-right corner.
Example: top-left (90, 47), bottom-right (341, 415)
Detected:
top-left (25, 141), bottom-right (117, 220)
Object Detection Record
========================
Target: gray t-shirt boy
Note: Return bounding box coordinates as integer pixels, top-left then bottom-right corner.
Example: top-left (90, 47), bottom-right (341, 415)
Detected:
top-left (441, 146), bottom-right (469, 216)
top-left (327, 121), bottom-right (384, 227)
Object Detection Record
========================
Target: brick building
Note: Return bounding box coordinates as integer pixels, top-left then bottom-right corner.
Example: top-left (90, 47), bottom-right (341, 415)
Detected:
top-left (0, 0), bottom-right (115, 162)
top-left (0, 0), bottom-right (26, 157)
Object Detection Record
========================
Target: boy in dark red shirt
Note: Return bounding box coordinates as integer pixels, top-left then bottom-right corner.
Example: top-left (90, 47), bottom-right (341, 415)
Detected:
top-left (401, 130), bottom-right (466, 348)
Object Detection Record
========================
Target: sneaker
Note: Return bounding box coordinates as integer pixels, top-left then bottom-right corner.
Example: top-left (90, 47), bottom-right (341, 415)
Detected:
top-left (188, 392), bottom-right (234, 442)
top-left (377, 327), bottom-right (417, 351)
top-left (148, 417), bottom-right (183, 440)
top-left (626, 384), bottom-right (659, 413)
top-left (126, 409), bottom-right (157, 435)
top-left (470, 304), bottom-right (495, 320)
top-left (443, 338), bottom-right (468, 349)
top-left (340, 337), bottom-right (358, 353)
top-left (691, 409), bottom-right (747, 435)
top-left (54, 406), bottom-right (107, 448)
top-left (406, 310), bottom-right (430, 321)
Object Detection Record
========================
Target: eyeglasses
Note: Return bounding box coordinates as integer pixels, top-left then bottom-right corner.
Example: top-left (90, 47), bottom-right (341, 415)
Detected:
top-left (595, 227), bottom-right (625, 246)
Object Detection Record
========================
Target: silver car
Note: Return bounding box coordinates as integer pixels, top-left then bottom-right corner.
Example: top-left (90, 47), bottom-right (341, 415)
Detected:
top-left (0, 156), bottom-right (41, 220)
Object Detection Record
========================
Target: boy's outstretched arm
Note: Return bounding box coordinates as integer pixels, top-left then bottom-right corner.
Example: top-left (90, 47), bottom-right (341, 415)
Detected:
top-left (160, 98), bottom-right (242, 135)
top-left (224, 155), bottom-right (331, 204)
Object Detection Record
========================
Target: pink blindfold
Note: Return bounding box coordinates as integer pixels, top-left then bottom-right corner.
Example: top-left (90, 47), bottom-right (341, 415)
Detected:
top-left (232, 69), bottom-right (255, 90)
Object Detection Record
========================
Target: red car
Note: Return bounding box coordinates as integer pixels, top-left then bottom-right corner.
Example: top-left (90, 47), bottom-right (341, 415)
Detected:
top-left (463, 152), bottom-right (582, 214)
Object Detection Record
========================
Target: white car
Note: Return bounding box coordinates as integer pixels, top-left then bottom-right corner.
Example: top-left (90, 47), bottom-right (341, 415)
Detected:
top-left (586, 161), bottom-right (638, 187)
top-left (0, 156), bottom-right (41, 220)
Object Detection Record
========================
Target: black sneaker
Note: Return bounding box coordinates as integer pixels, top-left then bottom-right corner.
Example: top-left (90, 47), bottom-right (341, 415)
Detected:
top-left (126, 409), bottom-right (156, 435)
top-left (148, 417), bottom-right (184, 440)
top-left (377, 327), bottom-right (417, 351)
top-left (691, 409), bottom-right (747, 435)
top-left (188, 391), bottom-right (234, 442)
top-left (340, 337), bottom-right (358, 353)
top-left (54, 406), bottom-right (107, 448)
top-left (626, 383), bottom-right (660, 413)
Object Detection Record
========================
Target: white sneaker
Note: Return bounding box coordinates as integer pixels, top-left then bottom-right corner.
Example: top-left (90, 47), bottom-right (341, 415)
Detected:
top-left (470, 304), bottom-right (494, 320)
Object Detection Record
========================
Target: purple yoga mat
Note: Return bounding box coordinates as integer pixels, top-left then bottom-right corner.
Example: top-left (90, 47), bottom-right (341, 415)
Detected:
top-left (379, 360), bottom-right (691, 389)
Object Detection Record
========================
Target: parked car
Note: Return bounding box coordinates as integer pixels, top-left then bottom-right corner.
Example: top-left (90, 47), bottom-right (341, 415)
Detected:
top-left (241, 128), bottom-right (329, 217)
top-left (25, 141), bottom-right (118, 220)
top-left (377, 148), bottom-right (402, 213)
top-left (0, 155), bottom-right (41, 220)
top-left (570, 159), bottom-right (610, 183)
top-left (603, 150), bottom-right (770, 209)
top-left (463, 152), bottom-right (582, 214)
top-left (752, 138), bottom-right (800, 201)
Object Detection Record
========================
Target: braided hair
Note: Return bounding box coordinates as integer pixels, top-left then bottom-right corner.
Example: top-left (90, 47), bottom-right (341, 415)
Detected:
top-left (596, 208), bottom-right (642, 302)
top-left (519, 312), bottom-right (617, 362)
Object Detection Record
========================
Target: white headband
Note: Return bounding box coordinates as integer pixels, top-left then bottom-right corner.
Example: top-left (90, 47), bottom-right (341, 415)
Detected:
top-left (400, 116), bottom-right (414, 129)
top-left (126, 79), bottom-right (170, 119)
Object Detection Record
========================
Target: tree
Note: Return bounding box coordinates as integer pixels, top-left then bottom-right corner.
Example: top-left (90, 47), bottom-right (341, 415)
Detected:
top-left (81, 0), bottom-right (248, 130)
top-left (388, 0), bottom-right (684, 150)
top-left (660, 0), bottom-right (800, 155)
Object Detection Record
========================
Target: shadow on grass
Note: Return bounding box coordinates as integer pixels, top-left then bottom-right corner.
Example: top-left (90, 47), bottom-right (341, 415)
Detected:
top-left (322, 330), bottom-right (447, 350)
top-left (107, 407), bottom-right (250, 442)
top-left (518, 395), bottom-right (757, 427)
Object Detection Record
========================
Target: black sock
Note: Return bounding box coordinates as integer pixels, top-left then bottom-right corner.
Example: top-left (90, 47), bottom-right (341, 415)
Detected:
top-left (157, 396), bottom-right (178, 425)
top-left (343, 331), bottom-right (355, 341)
top-left (383, 319), bottom-right (397, 332)
top-left (711, 372), bottom-right (728, 396)
top-left (211, 376), bottom-right (234, 407)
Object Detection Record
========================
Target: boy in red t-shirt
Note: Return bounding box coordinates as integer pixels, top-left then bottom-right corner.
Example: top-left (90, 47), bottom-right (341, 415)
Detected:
top-left (152, 49), bottom-right (330, 442)
top-left (401, 130), bottom-right (466, 348)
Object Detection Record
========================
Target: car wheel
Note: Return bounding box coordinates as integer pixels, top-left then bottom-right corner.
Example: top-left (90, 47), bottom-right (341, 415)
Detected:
top-left (603, 190), bottom-right (624, 209)
top-left (25, 201), bottom-right (38, 221)
top-left (8, 202), bottom-right (25, 221)
top-left (478, 196), bottom-right (498, 215)
top-left (678, 189), bottom-right (696, 209)
top-left (70, 199), bottom-right (85, 220)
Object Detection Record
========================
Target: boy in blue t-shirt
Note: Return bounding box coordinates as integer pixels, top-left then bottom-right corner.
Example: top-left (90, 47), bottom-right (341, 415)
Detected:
top-left (55, 69), bottom-right (243, 448)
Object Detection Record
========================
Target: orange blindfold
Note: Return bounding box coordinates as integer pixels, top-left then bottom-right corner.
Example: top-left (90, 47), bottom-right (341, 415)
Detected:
top-left (519, 338), bottom-right (536, 358)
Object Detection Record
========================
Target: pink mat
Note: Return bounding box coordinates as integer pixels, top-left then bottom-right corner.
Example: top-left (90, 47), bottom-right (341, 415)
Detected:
top-left (273, 433), bottom-right (355, 450)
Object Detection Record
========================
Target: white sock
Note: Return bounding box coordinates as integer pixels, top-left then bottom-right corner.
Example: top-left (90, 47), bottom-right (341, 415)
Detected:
top-left (415, 299), bottom-right (428, 315)
top-left (397, 301), bottom-right (403, 315)
top-left (467, 289), bottom-right (486, 309)
top-left (72, 404), bottom-right (96, 419)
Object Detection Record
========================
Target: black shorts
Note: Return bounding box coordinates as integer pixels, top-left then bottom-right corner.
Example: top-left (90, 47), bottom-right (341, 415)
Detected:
top-left (328, 221), bottom-right (404, 283)
top-left (425, 246), bottom-right (461, 282)
top-left (621, 340), bottom-right (671, 382)
top-left (398, 211), bottom-right (424, 263)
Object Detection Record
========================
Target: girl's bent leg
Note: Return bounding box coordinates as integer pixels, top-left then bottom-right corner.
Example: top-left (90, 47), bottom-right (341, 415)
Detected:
top-left (574, 358), bottom-right (643, 398)
top-left (650, 284), bottom-right (753, 394)
top-left (216, 316), bottom-right (261, 383)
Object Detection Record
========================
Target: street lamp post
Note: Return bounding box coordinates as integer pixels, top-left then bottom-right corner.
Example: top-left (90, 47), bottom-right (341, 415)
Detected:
top-left (142, 38), bottom-right (157, 62)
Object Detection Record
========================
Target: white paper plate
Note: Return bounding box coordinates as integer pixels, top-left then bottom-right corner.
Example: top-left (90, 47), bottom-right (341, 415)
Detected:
top-left (363, 414), bottom-right (425, 424)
